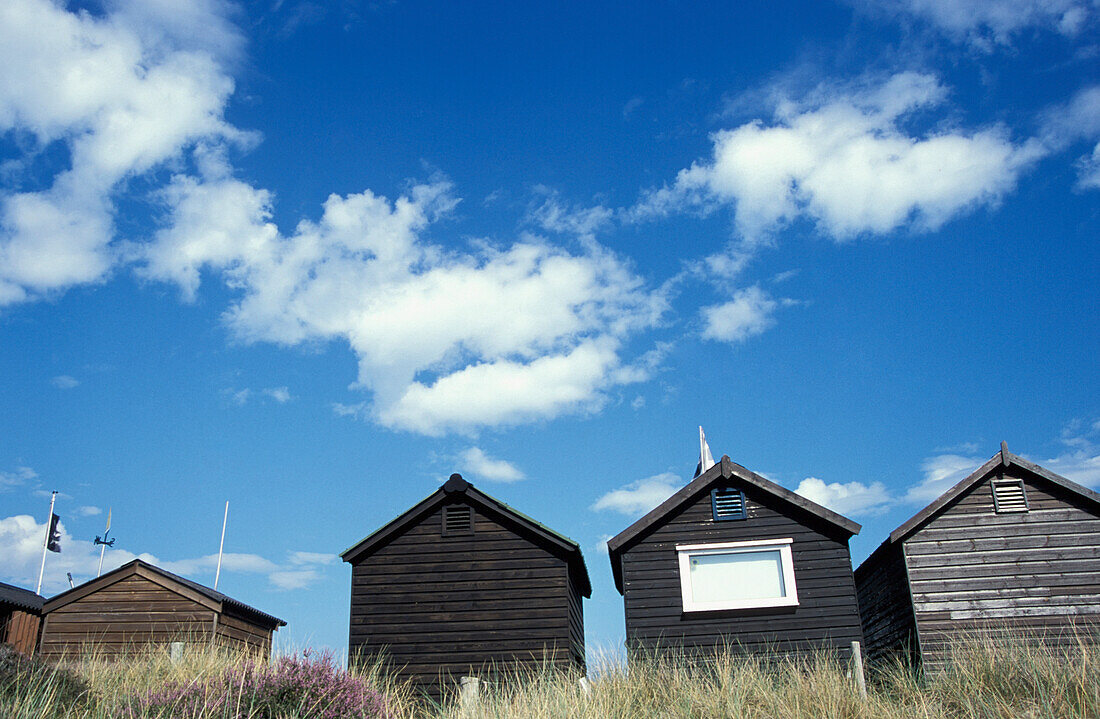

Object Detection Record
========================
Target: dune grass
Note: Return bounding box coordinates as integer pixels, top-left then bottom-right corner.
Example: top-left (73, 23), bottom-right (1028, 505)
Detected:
top-left (1, 635), bottom-right (1096, 718)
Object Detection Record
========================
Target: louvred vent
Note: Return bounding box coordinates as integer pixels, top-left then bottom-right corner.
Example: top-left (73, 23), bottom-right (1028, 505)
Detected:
top-left (443, 504), bottom-right (473, 536)
top-left (712, 487), bottom-right (746, 520)
top-left (992, 479), bottom-right (1029, 513)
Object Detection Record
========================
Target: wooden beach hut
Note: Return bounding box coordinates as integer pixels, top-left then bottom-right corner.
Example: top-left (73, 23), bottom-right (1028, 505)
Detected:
top-left (0, 581), bottom-right (43, 655)
top-left (341, 473), bottom-right (590, 699)
top-left (38, 559), bottom-right (285, 660)
top-left (607, 455), bottom-right (864, 659)
top-left (855, 442), bottom-right (1100, 668)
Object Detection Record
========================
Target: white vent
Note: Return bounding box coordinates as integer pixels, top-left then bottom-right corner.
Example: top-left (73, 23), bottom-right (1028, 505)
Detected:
top-left (992, 479), bottom-right (1028, 513)
top-left (443, 504), bottom-right (473, 535)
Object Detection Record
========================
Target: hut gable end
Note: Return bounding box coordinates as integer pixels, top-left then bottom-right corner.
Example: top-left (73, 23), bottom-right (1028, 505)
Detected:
top-left (608, 456), bottom-right (864, 659)
top-left (856, 443), bottom-right (1100, 668)
top-left (344, 475), bottom-right (589, 699)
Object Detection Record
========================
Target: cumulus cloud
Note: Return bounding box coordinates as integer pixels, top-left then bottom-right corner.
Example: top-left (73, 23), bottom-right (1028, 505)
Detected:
top-left (51, 375), bottom-right (79, 389)
top-left (701, 285), bottom-right (780, 343)
top-left (634, 72), bottom-right (1041, 243)
top-left (794, 476), bottom-right (893, 516)
top-left (142, 162), bottom-right (665, 435)
top-left (904, 452), bottom-right (986, 503)
top-left (857, 0), bottom-right (1093, 48)
top-left (591, 472), bottom-right (682, 516)
top-left (526, 189), bottom-right (614, 241)
top-left (0, 513), bottom-right (334, 594)
top-left (460, 447), bottom-right (525, 483)
top-left (0, 0), bottom-right (245, 305)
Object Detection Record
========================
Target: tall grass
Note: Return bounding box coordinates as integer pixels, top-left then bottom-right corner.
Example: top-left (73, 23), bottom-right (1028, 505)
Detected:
top-left (1, 635), bottom-right (1096, 718)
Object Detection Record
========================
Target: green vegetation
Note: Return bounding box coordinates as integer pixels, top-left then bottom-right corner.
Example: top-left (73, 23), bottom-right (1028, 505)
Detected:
top-left (1, 637), bottom-right (1096, 718)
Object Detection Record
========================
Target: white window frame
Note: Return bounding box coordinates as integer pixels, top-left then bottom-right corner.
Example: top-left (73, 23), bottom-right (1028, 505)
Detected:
top-left (676, 538), bottom-right (799, 612)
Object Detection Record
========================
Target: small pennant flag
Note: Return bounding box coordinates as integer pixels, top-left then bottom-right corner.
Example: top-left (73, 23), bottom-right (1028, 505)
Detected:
top-left (47, 513), bottom-right (62, 553)
top-left (694, 426), bottom-right (716, 478)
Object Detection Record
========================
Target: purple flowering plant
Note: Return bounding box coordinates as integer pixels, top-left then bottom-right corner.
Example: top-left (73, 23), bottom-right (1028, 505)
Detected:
top-left (133, 649), bottom-right (392, 718)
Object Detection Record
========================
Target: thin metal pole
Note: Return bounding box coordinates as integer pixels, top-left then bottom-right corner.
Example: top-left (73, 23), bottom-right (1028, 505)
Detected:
top-left (214, 501), bottom-right (228, 590)
top-left (97, 507), bottom-right (111, 577)
top-left (36, 491), bottom-right (57, 595)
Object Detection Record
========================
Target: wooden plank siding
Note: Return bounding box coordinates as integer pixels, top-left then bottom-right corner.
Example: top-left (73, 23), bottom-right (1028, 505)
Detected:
top-left (39, 574), bottom-right (215, 660)
top-left (854, 542), bottom-right (918, 664)
top-left (1, 609), bottom-right (42, 655)
top-left (349, 499), bottom-right (580, 700)
top-left (620, 479), bottom-right (863, 660)
top-left (904, 467), bottom-right (1100, 668)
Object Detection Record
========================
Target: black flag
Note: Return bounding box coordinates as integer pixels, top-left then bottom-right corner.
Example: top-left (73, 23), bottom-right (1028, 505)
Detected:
top-left (47, 513), bottom-right (62, 553)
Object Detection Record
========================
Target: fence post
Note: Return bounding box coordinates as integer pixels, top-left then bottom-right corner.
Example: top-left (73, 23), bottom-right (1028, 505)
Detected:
top-left (850, 640), bottom-right (867, 698)
top-left (169, 642), bottom-right (185, 665)
top-left (459, 676), bottom-right (480, 711)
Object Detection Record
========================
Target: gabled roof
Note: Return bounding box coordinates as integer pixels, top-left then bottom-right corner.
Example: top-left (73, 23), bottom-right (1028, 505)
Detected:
top-left (606, 455), bottom-right (862, 594)
top-left (0, 581), bottom-right (43, 613)
top-left (885, 441), bottom-right (1100, 546)
top-left (42, 559), bottom-right (285, 629)
top-left (341, 474), bottom-right (592, 598)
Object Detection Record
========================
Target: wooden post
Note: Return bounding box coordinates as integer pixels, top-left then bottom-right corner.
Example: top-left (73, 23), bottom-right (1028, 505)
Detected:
top-left (850, 640), bottom-right (867, 698)
top-left (578, 676), bottom-right (591, 696)
top-left (170, 642), bottom-right (185, 665)
top-left (459, 676), bottom-right (479, 711)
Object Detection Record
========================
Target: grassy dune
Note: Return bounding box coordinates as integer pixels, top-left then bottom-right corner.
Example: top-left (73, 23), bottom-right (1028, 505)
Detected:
top-left (2, 636), bottom-right (1097, 718)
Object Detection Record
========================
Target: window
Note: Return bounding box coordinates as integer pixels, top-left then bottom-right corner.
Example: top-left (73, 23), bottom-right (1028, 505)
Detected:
top-left (442, 504), bottom-right (473, 536)
top-left (711, 487), bottom-right (746, 521)
top-left (992, 479), bottom-right (1029, 513)
top-left (676, 538), bottom-right (798, 612)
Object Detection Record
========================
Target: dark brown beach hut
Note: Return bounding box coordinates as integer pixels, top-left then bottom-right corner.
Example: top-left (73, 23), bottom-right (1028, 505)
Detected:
top-left (341, 474), bottom-right (590, 699)
top-left (1, 581), bottom-right (43, 655)
top-left (607, 455), bottom-right (864, 659)
top-left (38, 559), bottom-right (285, 660)
top-left (855, 442), bottom-right (1100, 668)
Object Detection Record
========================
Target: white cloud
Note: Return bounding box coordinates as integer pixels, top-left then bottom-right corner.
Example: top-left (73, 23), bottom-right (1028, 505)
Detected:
top-left (460, 447), bottom-right (525, 483)
top-left (634, 72), bottom-right (1041, 243)
top-left (858, 0), bottom-right (1093, 48)
top-left (143, 169), bottom-right (665, 435)
top-left (905, 452), bottom-right (985, 503)
top-left (51, 375), bottom-right (79, 389)
top-left (263, 386), bottom-right (292, 403)
top-left (591, 472), bottom-right (682, 516)
top-left (794, 477), bottom-right (893, 516)
top-left (526, 189), bottom-right (614, 240)
top-left (631, 395), bottom-right (646, 410)
top-left (0, 0), bottom-right (245, 305)
top-left (0, 466), bottom-right (36, 491)
top-left (225, 388), bottom-right (251, 406)
top-left (0, 513), bottom-right (337, 595)
top-left (1040, 85), bottom-right (1100, 191)
top-left (701, 285), bottom-right (779, 343)
top-left (77, 506), bottom-right (101, 517)
top-left (592, 533), bottom-right (613, 556)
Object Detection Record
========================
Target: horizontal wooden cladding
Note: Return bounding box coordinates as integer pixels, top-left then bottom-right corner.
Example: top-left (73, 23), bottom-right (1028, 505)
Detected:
top-left (920, 507), bottom-right (1093, 532)
top-left (357, 556), bottom-right (563, 578)
top-left (906, 545), bottom-right (1100, 570)
top-left (353, 567), bottom-right (566, 589)
top-left (352, 587), bottom-right (568, 609)
top-left (904, 530), bottom-right (1100, 556)
top-left (353, 614), bottom-right (567, 635)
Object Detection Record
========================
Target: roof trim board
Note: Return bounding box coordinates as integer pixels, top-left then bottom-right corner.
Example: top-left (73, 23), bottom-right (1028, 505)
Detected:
top-left (606, 455), bottom-right (861, 593)
top-left (341, 474), bottom-right (592, 597)
top-left (886, 442), bottom-right (1100, 546)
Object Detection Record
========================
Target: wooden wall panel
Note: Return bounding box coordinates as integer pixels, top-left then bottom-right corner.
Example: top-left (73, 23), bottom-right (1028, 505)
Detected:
top-left (1, 609), bottom-right (42, 655)
top-left (906, 468), bottom-right (1100, 669)
top-left (854, 542), bottom-right (917, 664)
top-left (621, 480), bottom-right (863, 659)
top-left (39, 575), bottom-right (215, 660)
top-left (349, 501), bottom-right (579, 700)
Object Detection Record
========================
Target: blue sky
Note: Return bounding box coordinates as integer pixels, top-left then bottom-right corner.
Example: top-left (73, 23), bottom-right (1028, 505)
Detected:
top-left (1, 0), bottom-right (1098, 658)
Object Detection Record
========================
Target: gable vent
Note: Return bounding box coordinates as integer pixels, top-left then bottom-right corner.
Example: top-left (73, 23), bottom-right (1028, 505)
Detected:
top-left (992, 479), bottom-right (1029, 514)
top-left (712, 487), bottom-right (746, 521)
top-left (443, 504), bottom-right (473, 536)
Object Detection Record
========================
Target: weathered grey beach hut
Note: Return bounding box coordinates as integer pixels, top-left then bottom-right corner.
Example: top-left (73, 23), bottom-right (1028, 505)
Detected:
top-left (855, 442), bottom-right (1100, 668)
top-left (341, 474), bottom-right (590, 698)
top-left (0, 581), bottom-right (43, 655)
top-left (607, 455), bottom-right (864, 658)
top-left (38, 559), bottom-right (285, 660)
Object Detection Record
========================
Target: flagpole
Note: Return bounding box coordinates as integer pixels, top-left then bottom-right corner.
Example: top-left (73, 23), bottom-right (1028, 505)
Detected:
top-left (37, 490), bottom-right (57, 595)
top-left (97, 508), bottom-right (111, 577)
top-left (214, 501), bottom-right (228, 590)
